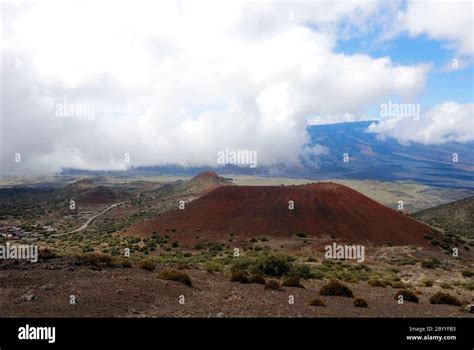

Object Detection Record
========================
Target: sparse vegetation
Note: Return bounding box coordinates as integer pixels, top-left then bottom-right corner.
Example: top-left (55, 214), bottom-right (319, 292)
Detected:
top-left (394, 258), bottom-right (418, 266)
top-left (230, 270), bottom-right (250, 284)
top-left (202, 261), bottom-right (223, 273)
top-left (308, 297), bottom-right (325, 307)
top-left (310, 260), bottom-right (372, 282)
top-left (459, 280), bottom-right (474, 291)
top-left (319, 280), bottom-right (354, 297)
top-left (282, 275), bottom-right (304, 288)
top-left (264, 279), bottom-right (282, 291)
top-left (159, 269), bottom-right (192, 287)
top-left (252, 254), bottom-right (294, 277)
top-left (391, 281), bottom-right (412, 289)
top-left (439, 282), bottom-right (453, 289)
top-left (368, 278), bottom-right (387, 288)
top-left (421, 278), bottom-right (434, 287)
top-left (250, 273), bottom-right (266, 285)
top-left (2, 173), bottom-right (472, 318)
top-left (139, 260), bottom-right (155, 271)
top-left (75, 253), bottom-right (114, 268)
top-left (38, 248), bottom-right (57, 260)
top-left (394, 290), bottom-right (419, 303)
top-left (429, 292), bottom-right (461, 306)
top-left (121, 260), bottom-right (132, 268)
top-left (421, 258), bottom-right (441, 269)
top-left (354, 297), bottom-right (368, 308)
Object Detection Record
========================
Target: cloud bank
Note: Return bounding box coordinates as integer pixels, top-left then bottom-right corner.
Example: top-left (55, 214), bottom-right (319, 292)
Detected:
top-left (0, 0), bottom-right (470, 176)
top-left (367, 102), bottom-right (474, 145)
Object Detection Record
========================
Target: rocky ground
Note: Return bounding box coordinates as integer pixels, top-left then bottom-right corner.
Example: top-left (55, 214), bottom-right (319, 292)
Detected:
top-left (1, 256), bottom-right (472, 318)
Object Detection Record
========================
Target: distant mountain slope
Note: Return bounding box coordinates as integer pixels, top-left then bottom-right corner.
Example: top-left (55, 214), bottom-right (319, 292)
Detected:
top-left (152, 171), bottom-right (233, 199)
top-left (128, 182), bottom-right (436, 246)
top-left (414, 196), bottom-right (474, 240)
top-left (64, 179), bottom-right (96, 193)
top-left (62, 179), bottom-right (124, 205)
top-left (306, 121), bottom-right (474, 188)
top-left (177, 171), bottom-right (233, 195)
top-left (61, 122), bottom-right (474, 189)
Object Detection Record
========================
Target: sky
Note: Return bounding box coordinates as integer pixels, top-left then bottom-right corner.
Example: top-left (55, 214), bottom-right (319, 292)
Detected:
top-left (0, 0), bottom-right (473, 176)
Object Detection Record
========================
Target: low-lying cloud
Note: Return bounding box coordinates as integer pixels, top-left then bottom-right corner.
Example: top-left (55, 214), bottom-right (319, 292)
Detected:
top-left (0, 1), bottom-right (468, 177)
top-left (367, 102), bottom-right (474, 145)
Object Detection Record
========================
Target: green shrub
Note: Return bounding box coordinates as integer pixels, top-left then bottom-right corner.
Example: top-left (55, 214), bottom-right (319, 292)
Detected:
top-left (391, 281), bottom-right (412, 289)
top-left (421, 258), bottom-right (441, 269)
top-left (440, 282), bottom-right (453, 289)
top-left (230, 257), bottom-right (253, 273)
top-left (421, 278), bottom-right (434, 287)
top-left (429, 292), bottom-right (461, 306)
top-left (230, 271), bottom-right (250, 284)
top-left (368, 278), bottom-right (387, 288)
top-left (81, 246), bottom-right (94, 253)
top-left (38, 248), bottom-right (57, 260)
top-left (202, 261), bottom-right (223, 273)
top-left (387, 268), bottom-right (401, 274)
top-left (264, 279), bottom-right (282, 291)
top-left (310, 269), bottom-right (326, 280)
top-left (139, 260), bottom-right (155, 271)
top-left (252, 254), bottom-right (294, 277)
top-left (121, 260), bottom-right (132, 268)
top-left (395, 258), bottom-right (418, 266)
top-left (460, 280), bottom-right (474, 291)
top-left (76, 253), bottom-right (114, 267)
top-left (159, 269), bottom-right (192, 286)
top-left (319, 280), bottom-right (354, 297)
top-left (250, 273), bottom-right (266, 285)
top-left (354, 297), bottom-right (368, 307)
top-left (282, 275), bottom-right (304, 288)
top-left (394, 290), bottom-right (419, 303)
top-left (289, 264), bottom-right (312, 279)
top-left (308, 297), bottom-right (325, 307)
top-left (461, 270), bottom-right (473, 277)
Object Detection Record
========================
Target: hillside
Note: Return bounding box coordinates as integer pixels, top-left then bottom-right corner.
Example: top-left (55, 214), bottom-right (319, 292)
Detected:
top-left (128, 182), bottom-right (435, 246)
top-left (414, 196), bottom-right (474, 240)
top-left (63, 179), bottom-right (123, 205)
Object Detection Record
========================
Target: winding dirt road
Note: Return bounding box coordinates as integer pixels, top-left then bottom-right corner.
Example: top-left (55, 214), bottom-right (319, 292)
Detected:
top-left (51, 202), bottom-right (126, 236)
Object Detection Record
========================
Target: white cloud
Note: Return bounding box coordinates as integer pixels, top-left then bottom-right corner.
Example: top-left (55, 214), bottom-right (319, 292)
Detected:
top-left (0, 0), bottom-right (435, 176)
top-left (307, 113), bottom-right (377, 126)
top-left (405, 0), bottom-right (473, 56)
top-left (367, 102), bottom-right (474, 145)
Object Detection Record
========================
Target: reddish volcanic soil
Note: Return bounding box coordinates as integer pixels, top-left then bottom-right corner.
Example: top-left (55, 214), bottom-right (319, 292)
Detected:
top-left (127, 183), bottom-right (435, 246)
